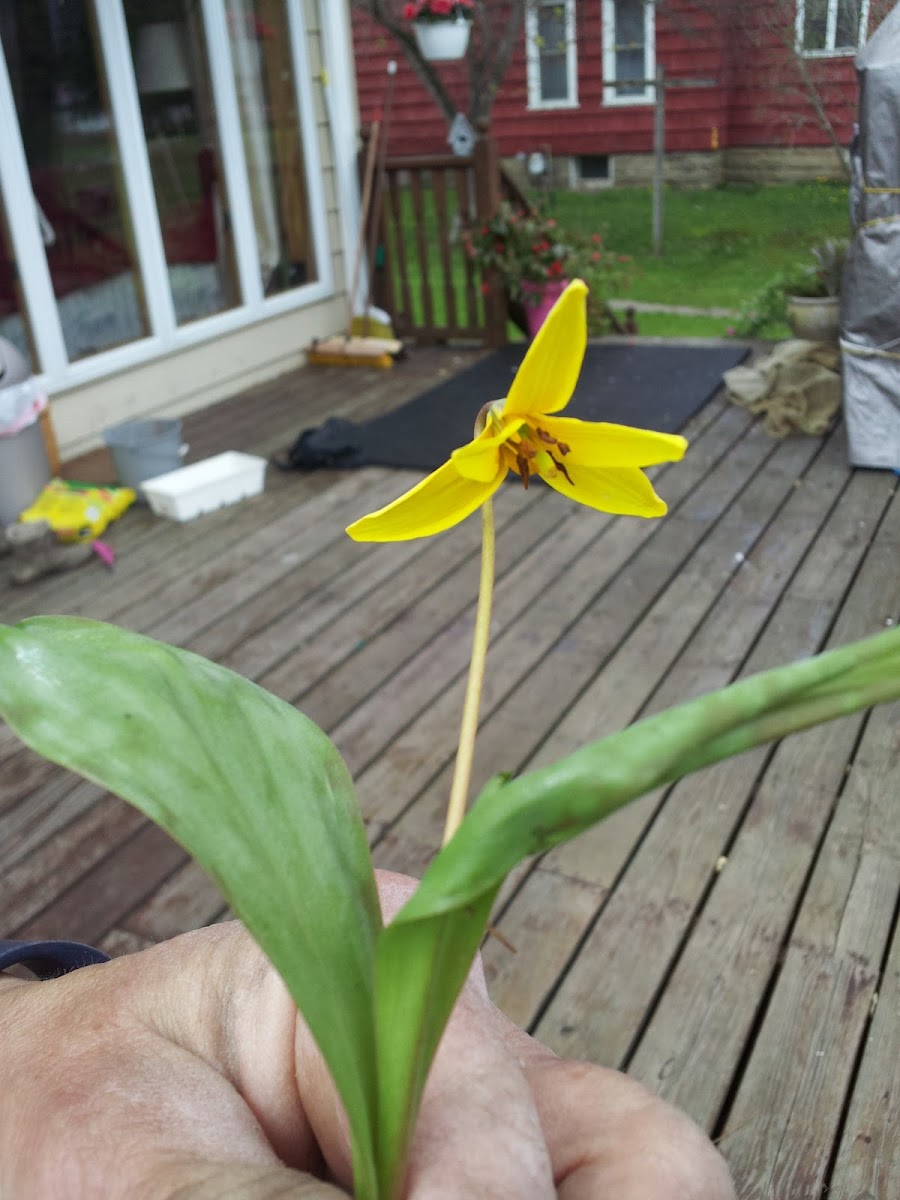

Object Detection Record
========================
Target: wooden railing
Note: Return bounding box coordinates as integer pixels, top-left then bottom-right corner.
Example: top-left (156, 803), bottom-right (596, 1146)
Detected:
top-left (370, 133), bottom-right (524, 347)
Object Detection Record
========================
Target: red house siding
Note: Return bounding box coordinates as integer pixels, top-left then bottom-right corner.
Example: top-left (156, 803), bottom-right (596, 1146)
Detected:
top-left (352, 2), bottom-right (867, 170)
top-left (724, 8), bottom-right (860, 149)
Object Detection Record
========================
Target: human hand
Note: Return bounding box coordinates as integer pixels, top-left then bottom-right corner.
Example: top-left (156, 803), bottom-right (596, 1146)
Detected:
top-left (0, 871), bottom-right (735, 1199)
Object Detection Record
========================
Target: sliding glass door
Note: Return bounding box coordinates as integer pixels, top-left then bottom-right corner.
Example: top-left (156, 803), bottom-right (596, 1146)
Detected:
top-left (0, 0), bottom-right (331, 388)
top-left (1, 0), bottom-right (149, 362)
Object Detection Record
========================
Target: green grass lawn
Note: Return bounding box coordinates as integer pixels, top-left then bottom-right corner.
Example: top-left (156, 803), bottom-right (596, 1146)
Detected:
top-left (545, 181), bottom-right (852, 337)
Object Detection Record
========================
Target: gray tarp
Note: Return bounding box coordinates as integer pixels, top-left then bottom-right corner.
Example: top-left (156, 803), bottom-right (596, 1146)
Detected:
top-left (841, 3), bottom-right (900, 469)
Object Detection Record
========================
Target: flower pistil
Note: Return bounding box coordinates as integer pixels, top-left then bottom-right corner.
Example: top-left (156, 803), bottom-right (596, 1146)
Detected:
top-left (490, 407), bottom-right (573, 489)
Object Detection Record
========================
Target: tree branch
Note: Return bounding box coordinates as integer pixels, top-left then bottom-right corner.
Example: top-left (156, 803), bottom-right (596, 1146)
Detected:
top-left (352, 0), bottom-right (530, 130)
top-left (352, 0), bottom-right (458, 125)
top-left (791, 50), bottom-right (852, 179)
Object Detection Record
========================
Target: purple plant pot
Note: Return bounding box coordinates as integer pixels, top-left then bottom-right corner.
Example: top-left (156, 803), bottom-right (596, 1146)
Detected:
top-left (521, 279), bottom-right (569, 339)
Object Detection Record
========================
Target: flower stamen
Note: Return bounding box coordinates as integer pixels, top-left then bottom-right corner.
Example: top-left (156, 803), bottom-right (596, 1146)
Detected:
top-left (505, 422), bottom-right (577, 489)
top-left (551, 453), bottom-right (574, 485)
top-left (535, 426), bottom-right (571, 456)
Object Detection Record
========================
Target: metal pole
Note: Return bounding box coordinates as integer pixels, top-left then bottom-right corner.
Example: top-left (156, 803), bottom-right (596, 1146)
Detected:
top-left (652, 64), bottom-right (665, 256)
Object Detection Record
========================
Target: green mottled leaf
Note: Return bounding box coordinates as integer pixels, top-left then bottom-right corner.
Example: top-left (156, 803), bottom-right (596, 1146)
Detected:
top-left (0, 617), bottom-right (382, 1200)
top-left (371, 625), bottom-right (900, 1196)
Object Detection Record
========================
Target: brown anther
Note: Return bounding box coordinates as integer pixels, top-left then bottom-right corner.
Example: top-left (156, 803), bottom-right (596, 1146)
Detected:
top-left (557, 440), bottom-right (571, 456)
top-left (516, 453), bottom-right (531, 487)
top-left (536, 428), bottom-right (558, 446)
top-left (552, 454), bottom-right (573, 485)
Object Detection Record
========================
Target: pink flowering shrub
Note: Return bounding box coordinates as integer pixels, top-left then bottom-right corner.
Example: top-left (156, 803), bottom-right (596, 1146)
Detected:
top-left (463, 201), bottom-right (629, 321)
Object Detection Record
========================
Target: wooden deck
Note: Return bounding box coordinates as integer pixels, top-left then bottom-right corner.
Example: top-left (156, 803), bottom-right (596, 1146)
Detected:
top-left (1, 345), bottom-right (898, 1198)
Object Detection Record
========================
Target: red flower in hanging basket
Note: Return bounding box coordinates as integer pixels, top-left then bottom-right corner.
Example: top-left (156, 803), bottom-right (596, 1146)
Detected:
top-left (404, 0), bottom-right (475, 22)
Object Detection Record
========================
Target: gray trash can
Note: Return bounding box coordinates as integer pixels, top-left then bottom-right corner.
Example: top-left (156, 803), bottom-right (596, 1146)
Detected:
top-left (103, 419), bottom-right (184, 494)
top-left (0, 338), bottom-right (51, 527)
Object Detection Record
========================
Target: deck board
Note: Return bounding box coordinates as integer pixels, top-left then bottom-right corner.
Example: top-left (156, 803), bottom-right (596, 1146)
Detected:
top-left (1, 343), bottom-right (897, 1199)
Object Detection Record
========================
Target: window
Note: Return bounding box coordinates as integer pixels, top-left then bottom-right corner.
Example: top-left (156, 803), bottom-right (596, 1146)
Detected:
top-left (526, 0), bottom-right (577, 109)
top-left (0, 0), bottom-right (332, 391)
top-left (224, 0), bottom-right (318, 296)
top-left (796, 0), bottom-right (870, 56)
top-left (602, 0), bottom-right (655, 105)
top-left (125, 3), bottom-right (242, 328)
top-left (578, 154), bottom-right (610, 183)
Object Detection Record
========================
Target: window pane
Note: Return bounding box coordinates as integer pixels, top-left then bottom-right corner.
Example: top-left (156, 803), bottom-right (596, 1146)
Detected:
top-left (616, 48), bottom-right (646, 95)
top-left (537, 5), bottom-right (568, 101)
top-left (0, 0), bottom-right (148, 362)
top-left (802, 0), bottom-right (830, 50)
top-left (835, 0), bottom-right (860, 48)
top-left (537, 5), bottom-right (566, 54)
top-left (226, 0), bottom-right (317, 297)
top-left (125, 1), bottom-right (241, 325)
top-left (614, 0), bottom-right (646, 94)
top-left (540, 54), bottom-right (568, 101)
top-left (616, 0), bottom-right (646, 47)
top-left (0, 204), bottom-right (35, 367)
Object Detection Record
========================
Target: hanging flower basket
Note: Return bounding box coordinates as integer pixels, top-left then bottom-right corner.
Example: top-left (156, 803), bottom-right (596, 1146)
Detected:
top-left (405, 1), bottom-right (473, 61)
top-left (413, 17), bottom-right (470, 60)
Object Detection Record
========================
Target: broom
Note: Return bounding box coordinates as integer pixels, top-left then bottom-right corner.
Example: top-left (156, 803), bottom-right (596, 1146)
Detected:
top-left (308, 63), bottom-right (402, 369)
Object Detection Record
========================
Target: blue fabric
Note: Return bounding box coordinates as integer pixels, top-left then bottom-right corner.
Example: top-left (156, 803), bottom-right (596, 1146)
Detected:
top-left (0, 938), bottom-right (109, 980)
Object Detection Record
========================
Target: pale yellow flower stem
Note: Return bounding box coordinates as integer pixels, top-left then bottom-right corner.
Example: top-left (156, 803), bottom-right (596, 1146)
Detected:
top-left (442, 496), bottom-right (496, 845)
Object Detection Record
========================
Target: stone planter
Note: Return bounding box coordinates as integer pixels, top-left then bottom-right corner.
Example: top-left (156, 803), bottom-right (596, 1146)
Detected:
top-left (413, 17), bottom-right (471, 61)
top-left (785, 294), bottom-right (840, 343)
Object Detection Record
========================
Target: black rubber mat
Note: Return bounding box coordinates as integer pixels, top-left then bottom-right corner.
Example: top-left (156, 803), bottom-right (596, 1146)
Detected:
top-left (283, 341), bottom-right (750, 472)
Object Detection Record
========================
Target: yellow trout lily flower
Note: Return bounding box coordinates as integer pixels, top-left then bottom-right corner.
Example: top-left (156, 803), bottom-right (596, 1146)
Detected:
top-left (347, 279), bottom-right (687, 542)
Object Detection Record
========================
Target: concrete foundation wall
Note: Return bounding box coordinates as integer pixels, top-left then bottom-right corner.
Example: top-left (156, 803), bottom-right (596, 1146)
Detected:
top-left (721, 146), bottom-right (849, 183)
top-left (611, 152), bottom-right (724, 189)
top-left (502, 145), bottom-right (849, 195)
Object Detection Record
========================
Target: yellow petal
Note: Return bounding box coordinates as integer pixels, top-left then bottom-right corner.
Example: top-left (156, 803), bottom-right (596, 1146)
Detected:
top-left (538, 416), bottom-right (688, 468)
top-left (346, 459), bottom-right (506, 542)
top-left (542, 464), bottom-right (668, 517)
top-left (504, 279), bottom-right (587, 418)
top-left (451, 421), bottom-right (518, 482)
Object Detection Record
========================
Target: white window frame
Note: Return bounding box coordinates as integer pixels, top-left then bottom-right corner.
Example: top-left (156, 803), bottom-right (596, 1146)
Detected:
top-left (795, 0), bottom-right (870, 58)
top-left (602, 0), bottom-right (655, 106)
top-left (0, 0), bottom-right (340, 396)
top-left (526, 0), bottom-right (578, 110)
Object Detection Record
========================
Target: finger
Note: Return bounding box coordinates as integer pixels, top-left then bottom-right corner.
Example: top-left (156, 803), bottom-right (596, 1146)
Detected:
top-left (405, 976), bottom-right (557, 1199)
top-left (0, 941), bottom-right (338, 1200)
top-left (141, 922), bottom-right (321, 1171)
top-left (499, 1018), bottom-right (736, 1200)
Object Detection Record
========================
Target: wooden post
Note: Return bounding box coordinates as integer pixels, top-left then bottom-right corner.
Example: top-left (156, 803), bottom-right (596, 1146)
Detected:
top-left (473, 124), bottom-right (507, 348)
top-left (652, 64), bottom-right (665, 257)
top-left (39, 406), bottom-right (61, 476)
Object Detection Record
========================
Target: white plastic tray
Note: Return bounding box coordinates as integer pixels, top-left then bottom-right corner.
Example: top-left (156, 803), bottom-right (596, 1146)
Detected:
top-left (142, 452), bottom-right (267, 521)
